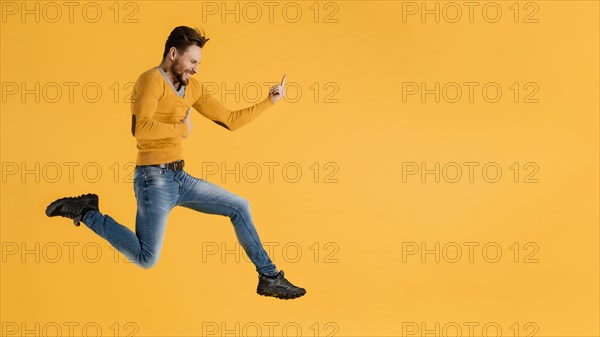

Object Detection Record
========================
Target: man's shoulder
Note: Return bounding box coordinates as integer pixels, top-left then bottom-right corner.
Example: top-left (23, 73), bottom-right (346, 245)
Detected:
top-left (136, 67), bottom-right (162, 83)
top-left (188, 75), bottom-right (202, 88)
top-left (131, 67), bottom-right (164, 100)
top-left (187, 76), bottom-right (208, 97)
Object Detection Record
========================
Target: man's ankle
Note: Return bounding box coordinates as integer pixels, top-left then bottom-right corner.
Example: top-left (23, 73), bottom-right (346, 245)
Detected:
top-left (81, 207), bottom-right (96, 220)
top-left (260, 271), bottom-right (279, 279)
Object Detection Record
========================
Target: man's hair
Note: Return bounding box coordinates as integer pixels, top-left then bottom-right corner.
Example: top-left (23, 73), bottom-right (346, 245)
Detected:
top-left (162, 26), bottom-right (209, 59)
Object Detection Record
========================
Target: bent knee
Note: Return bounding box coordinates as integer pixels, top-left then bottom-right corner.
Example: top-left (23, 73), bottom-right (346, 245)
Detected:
top-left (136, 252), bottom-right (159, 269)
top-left (230, 197), bottom-right (251, 217)
top-left (237, 197), bottom-right (250, 210)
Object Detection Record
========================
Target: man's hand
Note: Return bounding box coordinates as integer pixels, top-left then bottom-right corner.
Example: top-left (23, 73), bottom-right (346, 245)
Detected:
top-left (269, 74), bottom-right (286, 103)
top-left (180, 108), bottom-right (192, 138)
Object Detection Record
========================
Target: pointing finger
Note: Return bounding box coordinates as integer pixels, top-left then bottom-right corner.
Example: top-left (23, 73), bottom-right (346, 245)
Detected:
top-left (281, 74), bottom-right (286, 87)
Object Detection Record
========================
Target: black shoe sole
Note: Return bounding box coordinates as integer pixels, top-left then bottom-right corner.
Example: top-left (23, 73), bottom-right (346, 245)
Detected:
top-left (257, 289), bottom-right (306, 300)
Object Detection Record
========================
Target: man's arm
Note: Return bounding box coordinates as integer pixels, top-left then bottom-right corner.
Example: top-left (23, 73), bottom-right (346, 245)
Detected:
top-left (192, 92), bottom-right (275, 131)
top-left (131, 73), bottom-right (188, 140)
top-left (192, 75), bottom-right (285, 131)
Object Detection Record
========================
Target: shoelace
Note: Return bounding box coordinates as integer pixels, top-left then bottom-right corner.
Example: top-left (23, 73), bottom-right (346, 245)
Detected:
top-left (60, 200), bottom-right (83, 218)
top-left (276, 273), bottom-right (296, 288)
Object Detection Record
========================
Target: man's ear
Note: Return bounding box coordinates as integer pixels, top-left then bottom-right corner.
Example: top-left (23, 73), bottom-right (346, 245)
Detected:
top-left (131, 115), bottom-right (136, 136)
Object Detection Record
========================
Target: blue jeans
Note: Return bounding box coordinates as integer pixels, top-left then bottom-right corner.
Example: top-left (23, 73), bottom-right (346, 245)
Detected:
top-left (81, 165), bottom-right (278, 275)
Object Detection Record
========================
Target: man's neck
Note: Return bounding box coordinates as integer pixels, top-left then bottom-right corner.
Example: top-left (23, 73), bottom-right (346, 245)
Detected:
top-left (158, 64), bottom-right (182, 91)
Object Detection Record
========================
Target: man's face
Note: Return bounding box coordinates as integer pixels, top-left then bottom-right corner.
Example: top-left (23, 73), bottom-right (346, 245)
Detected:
top-left (171, 45), bottom-right (202, 86)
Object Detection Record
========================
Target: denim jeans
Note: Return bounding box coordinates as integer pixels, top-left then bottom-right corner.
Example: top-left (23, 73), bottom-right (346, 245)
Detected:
top-left (81, 165), bottom-right (278, 275)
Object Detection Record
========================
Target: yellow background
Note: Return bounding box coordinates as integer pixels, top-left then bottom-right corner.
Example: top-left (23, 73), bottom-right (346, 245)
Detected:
top-left (1, 1), bottom-right (598, 336)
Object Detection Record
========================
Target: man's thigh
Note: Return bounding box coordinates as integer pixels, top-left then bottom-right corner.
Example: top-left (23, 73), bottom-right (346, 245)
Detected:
top-left (134, 166), bottom-right (180, 251)
top-left (175, 170), bottom-right (249, 215)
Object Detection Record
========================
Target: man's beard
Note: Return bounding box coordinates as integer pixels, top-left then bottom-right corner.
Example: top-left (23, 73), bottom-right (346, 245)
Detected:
top-left (171, 59), bottom-right (189, 86)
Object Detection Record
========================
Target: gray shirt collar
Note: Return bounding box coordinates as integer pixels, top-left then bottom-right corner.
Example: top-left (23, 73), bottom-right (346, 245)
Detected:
top-left (157, 66), bottom-right (186, 97)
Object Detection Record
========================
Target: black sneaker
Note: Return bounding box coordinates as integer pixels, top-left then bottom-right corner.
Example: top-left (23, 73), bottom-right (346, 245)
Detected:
top-left (45, 193), bottom-right (99, 226)
top-left (257, 270), bottom-right (306, 300)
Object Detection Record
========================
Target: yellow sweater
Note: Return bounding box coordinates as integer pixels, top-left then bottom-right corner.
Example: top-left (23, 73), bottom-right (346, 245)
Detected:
top-left (131, 67), bottom-right (276, 165)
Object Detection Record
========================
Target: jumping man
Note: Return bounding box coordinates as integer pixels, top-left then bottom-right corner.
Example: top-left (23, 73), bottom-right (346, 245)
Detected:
top-left (45, 26), bottom-right (306, 300)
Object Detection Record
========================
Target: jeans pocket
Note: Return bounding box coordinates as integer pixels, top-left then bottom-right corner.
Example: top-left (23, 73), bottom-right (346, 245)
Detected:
top-left (142, 166), bottom-right (166, 179)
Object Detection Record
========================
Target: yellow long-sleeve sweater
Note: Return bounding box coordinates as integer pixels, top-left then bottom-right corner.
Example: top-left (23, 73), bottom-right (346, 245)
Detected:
top-left (131, 67), bottom-right (276, 165)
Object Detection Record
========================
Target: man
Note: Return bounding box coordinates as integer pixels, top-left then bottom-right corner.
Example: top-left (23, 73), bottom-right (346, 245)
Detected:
top-left (45, 26), bottom-right (306, 300)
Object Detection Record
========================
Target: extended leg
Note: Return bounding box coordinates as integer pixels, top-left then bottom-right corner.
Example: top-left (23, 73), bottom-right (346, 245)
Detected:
top-left (47, 167), bottom-right (178, 269)
top-left (82, 201), bottom-right (169, 269)
top-left (83, 168), bottom-right (178, 268)
top-left (175, 171), bottom-right (278, 276)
